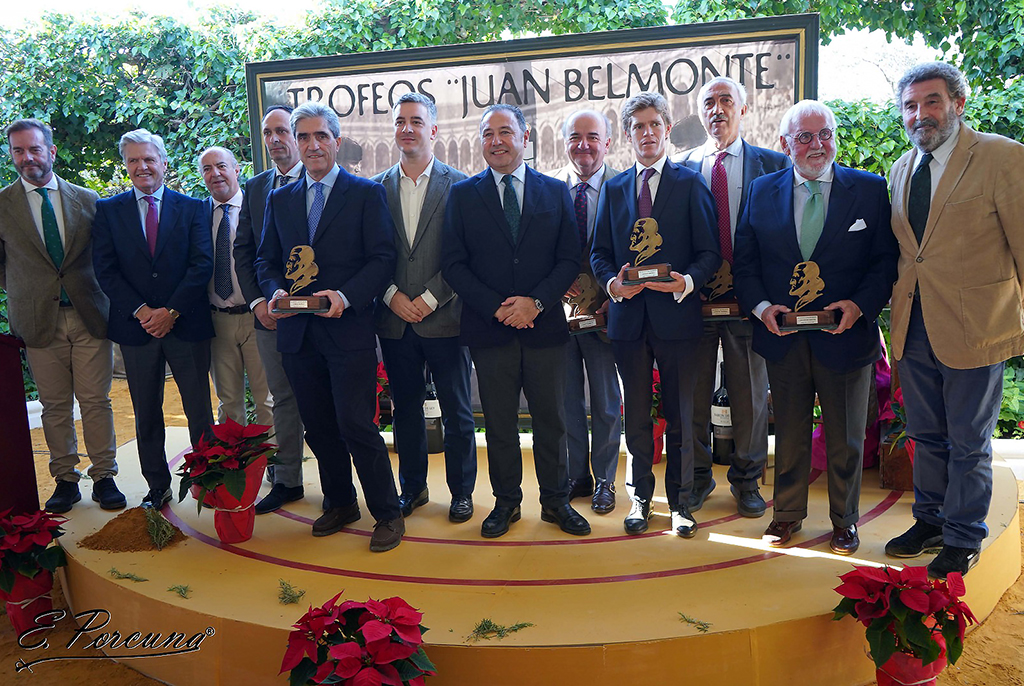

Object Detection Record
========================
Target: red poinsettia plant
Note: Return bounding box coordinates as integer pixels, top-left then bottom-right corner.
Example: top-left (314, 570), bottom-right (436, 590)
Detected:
top-left (176, 418), bottom-right (278, 513)
top-left (0, 509), bottom-right (67, 593)
top-left (833, 565), bottom-right (977, 669)
top-left (281, 592), bottom-right (436, 686)
top-left (651, 368), bottom-right (663, 420)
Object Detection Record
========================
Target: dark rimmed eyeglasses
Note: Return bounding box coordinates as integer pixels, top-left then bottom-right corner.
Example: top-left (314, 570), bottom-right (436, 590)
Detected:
top-left (786, 128), bottom-right (835, 145)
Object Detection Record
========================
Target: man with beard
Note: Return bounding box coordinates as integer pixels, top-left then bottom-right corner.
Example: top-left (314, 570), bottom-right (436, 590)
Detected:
top-left (0, 118), bottom-right (121, 513)
top-left (884, 62), bottom-right (1024, 578)
top-left (732, 100), bottom-right (898, 555)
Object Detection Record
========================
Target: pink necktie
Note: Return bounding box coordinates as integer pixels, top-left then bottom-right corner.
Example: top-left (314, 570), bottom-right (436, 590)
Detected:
top-left (144, 196), bottom-right (159, 257)
top-left (638, 167), bottom-right (654, 219)
top-left (710, 151), bottom-right (731, 262)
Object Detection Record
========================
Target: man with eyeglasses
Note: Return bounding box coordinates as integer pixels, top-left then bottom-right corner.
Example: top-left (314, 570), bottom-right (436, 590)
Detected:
top-left (733, 100), bottom-right (898, 555)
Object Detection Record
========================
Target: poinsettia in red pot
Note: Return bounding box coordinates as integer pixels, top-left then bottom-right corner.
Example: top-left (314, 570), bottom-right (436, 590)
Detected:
top-left (176, 418), bottom-right (278, 543)
top-left (833, 565), bottom-right (976, 685)
top-left (281, 592), bottom-right (436, 686)
top-left (0, 509), bottom-right (66, 634)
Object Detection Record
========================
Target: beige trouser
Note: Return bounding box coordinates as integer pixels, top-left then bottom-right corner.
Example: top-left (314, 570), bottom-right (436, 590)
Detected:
top-left (24, 307), bottom-right (117, 483)
top-left (209, 310), bottom-right (273, 426)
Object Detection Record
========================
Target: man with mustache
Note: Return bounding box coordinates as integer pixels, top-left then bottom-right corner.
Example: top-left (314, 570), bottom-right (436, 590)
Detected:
top-left (0, 118), bottom-right (121, 513)
top-left (675, 76), bottom-right (789, 519)
top-left (885, 62), bottom-right (1024, 578)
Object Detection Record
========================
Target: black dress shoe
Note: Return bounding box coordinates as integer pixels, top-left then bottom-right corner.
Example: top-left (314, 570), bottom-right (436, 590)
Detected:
top-left (731, 484), bottom-right (766, 518)
top-left (399, 488), bottom-right (429, 517)
top-left (592, 480), bottom-right (616, 514)
top-left (141, 488), bottom-right (173, 509)
top-left (928, 544), bottom-right (980, 579)
top-left (568, 475), bottom-right (595, 500)
top-left (624, 497), bottom-right (651, 535)
top-left (885, 520), bottom-right (944, 558)
top-left (686, 478), bottom-right (716, 512)
top-left (540, 504), bottom-right (591, 536)
top-left (45, 480), bottom-right (81, 514)
top-left (763, 519), bottom-right (802, 547)
top-left (91, 477), bottom-right (127, 510)
top-left (481, 505), bottom-right (521, 538)
top-left (255, 484), bottom-right (304, 514)
top-left (830, 524), bottom-right (860, 555)
top-left (449, 495), bottom-right (474, 523)
top-left (312, 502), bottom-right (360, 537)
top-left (670, 505), bottom-right (697, 538)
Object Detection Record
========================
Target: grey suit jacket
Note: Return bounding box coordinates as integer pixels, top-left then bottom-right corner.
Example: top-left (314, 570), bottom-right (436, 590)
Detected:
top-left (0, 176), bottom-right (108, 347)
top-left (373, 160), bottom-right (468, 340)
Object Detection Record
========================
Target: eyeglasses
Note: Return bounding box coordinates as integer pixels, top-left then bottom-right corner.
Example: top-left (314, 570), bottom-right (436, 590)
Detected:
top-left (786, 128), bottom-right (835, 145)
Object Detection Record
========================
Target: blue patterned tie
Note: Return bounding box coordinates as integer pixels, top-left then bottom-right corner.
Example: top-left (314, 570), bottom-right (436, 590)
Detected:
top-left (214, 205), bottom-right (233, 300)
top-left (502, 175), bottom-right (520, 244)
top-left (307, 181), bottom-right (324, 244)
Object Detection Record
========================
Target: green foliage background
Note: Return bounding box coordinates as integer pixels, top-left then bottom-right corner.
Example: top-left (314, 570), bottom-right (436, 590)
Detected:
top-left (1, 0), bottom-right (1023, 431)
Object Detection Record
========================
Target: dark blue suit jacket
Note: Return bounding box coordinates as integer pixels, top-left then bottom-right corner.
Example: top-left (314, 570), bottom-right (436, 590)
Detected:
top-left (442, 165), bottom-right (580, 349)
top-left (92, 187), bottom-right (214, 346)
top-left (732, 164), bottom-right (899, 372)
top-left (255, 168), bottom-right (396, 354)
top-left (590, 159), bottom-right (720, 341)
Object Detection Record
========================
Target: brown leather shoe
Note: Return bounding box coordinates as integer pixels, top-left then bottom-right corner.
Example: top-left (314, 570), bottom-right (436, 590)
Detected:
top-left (369, 518), bottom-right (405, 552)
top-left (830, 524), bottom-right (860, 556)
top-left (312, 502), bottom-right (360, 537)
top-left (763, 519), bottom-right (802, 547)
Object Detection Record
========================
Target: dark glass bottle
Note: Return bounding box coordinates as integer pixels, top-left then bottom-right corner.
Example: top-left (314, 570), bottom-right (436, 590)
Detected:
top-left (711, 361), bottom-right (733, 465)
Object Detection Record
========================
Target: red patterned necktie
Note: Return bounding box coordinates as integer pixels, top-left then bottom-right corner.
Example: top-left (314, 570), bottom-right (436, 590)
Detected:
top-left (638, 167), bottom-right (654, 218)
top-left (710, 151), bottom-right (731, 262)
top-left (144, 195), bottom-right (158, 257)
top-left (574, 182), bottom-right (588, 247)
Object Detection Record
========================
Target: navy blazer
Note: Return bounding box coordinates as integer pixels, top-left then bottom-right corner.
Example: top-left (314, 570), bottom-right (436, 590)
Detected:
top-left (255, 168), bottom-right (396, 354)
top-left (92, 187), bottom-right (214, 346)
top-left (590, 159), bottom-right (720, 342)
top-left (442, 165), bottom-right (580, 349)
top-left (732, 164), bottom-right (899, 372)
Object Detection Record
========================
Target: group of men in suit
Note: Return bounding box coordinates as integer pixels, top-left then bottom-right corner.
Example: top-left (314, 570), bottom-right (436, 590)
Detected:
top-left (1, 59), bottom-right (1019, 573)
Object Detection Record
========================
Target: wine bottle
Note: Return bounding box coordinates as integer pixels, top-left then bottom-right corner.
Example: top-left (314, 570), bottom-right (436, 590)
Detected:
top-left (424, 368), bottom-right (445, 454)
top-left (711, 361), bottom-right (733, 465)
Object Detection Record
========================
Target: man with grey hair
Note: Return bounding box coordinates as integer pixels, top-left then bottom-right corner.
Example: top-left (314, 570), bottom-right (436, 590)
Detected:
top-left (372, 92), bottom-right (477, 524)
top-left (733, 100), bottom-right (898, 555)
top-left (255, 101), bottom-right (405, 552)
top-left (591, 92), bottom-right (720, 538)
top-left (884, 62), bottom-right (1024, 578)
top-left (674, 76), bottom-right (789, 518)
top-left (0, 118), bottom-right (121, 513)
top-left (92, 128), bottom-right (214, 508)
top-left (548, 109), bottom-right (623, 515)
top-left (198, 146), bottom-right (272, 430)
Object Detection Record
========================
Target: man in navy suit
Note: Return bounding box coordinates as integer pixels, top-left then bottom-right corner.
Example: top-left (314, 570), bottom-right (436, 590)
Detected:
top-left (675, 76), bottom-right (790, 518)
top-left (592, 91), bottom-right (720, 538)
top-left (233, 105), bottom-right (308, 515)
top-left (732, 100), bottom-right (898, 555)
top-left (255, 102), bottom-right (404, 552)
top-left (442, 103), bottom-right (590, 539)
top-left (92, 128), bottom-right (214, 508)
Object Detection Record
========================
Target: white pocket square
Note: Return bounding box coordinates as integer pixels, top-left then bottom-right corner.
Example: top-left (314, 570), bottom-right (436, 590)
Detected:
top-left (848, 219), bottom-right (867, 232)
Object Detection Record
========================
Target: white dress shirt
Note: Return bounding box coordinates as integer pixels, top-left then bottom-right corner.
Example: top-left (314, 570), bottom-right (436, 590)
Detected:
top-left (698, 137), bottom-right (744, 236)
top-left (21, 176), bottom-right (65, 247)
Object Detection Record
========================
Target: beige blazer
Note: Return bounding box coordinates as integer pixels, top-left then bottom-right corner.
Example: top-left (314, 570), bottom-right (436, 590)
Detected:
top-left (889, 123), bottom-right (1024, 369)
top-left (0, 176), bottom-right (108, 347)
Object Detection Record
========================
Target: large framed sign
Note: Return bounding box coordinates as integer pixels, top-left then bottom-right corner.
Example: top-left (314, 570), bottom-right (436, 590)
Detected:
top-left (245, 14), bottom-right (818, 177)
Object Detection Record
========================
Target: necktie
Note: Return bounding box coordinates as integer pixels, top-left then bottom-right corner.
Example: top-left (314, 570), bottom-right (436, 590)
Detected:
top-left (308, 181), bottom-right (324, 244)
top-left (35, 188), bottom-right (68, 304)
top-left (502, 175), bottom-right (520, 244)
top-left (710, 151), bottom-right (732, 262)
top-left (908, 153), bottom-right (933, 243)
top-left (800, 180), bottom-right (824, 261)
top-left (144, 195), bottom-right (159, 257)
top-left (276, 174), bottom-right (290, 189)
top-left (214, 204), bottom-right (233, 300)
top-left (638, 167), bottom-right (655, 219)
top-left (574, 182), bottom-right (588, 249)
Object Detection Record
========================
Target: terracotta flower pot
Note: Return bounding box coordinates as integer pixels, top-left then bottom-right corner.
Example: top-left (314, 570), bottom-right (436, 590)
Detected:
top-left (210, 456), bottom-right (267, 544)
top-left (2, 570), bottom-right (53, 636)
top-left (652, 417), bottom-right (667, 465)
top-left (875, 634), bottom-right (947, 686)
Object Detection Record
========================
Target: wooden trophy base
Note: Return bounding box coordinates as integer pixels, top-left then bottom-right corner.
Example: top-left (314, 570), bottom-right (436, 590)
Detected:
top-left (778, 309), bottom-right (839, 331)
top-left (271, 296), bottom-right (331, 314)
top-left (568, 312), bottom-right (607, 335)
top-left (622, 263), bottom-right (673, 285)
top-left (702, 300), bottom-right (745, 321)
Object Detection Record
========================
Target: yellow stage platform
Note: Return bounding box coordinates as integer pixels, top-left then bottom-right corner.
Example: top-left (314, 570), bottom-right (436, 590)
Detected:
top-left (53, 428), bottom-right (1020, 685)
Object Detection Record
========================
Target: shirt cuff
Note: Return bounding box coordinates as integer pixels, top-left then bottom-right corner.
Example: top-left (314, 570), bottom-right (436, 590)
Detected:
top-left (383, 284), bottom-right (399, 307)
top-left (606, 277), bottom-right (623, 303)
top-left (752, 301), bottom-right (772, 321)
top-left (337, 291), bottom-right (351, 310)
top-left (420, 289), bottom-right (438, 311)
top-left (673, 274), bottom-right (694, 303)
top-left (132, 304), bottom-right (145, 317)
top-left (249, 297), bottom-right (266, 311)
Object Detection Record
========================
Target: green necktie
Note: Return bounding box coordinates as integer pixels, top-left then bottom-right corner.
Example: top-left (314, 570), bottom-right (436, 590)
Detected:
top-left (35, 187), bottom-right (69, 304)
top-left (800, 180), bottom-right (824, 261)
top-left (502, 174), bottom-right (520, 244)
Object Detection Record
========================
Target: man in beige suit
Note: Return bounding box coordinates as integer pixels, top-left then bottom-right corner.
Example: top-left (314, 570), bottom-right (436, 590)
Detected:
top-left (885, 62), bottom-right (1024, 578)
top-left (0, 118), bottom-right (122, 513)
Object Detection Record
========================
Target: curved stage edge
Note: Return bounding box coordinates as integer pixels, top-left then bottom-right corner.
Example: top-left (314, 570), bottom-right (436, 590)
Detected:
top-left (56, 429), bottom-right (1021, 686)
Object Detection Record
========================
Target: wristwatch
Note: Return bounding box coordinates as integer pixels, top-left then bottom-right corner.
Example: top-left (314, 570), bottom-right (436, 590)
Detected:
top-left (532, 298), bottom-right (544, 312)
top-left (168, 308), bottom-right (181, 320)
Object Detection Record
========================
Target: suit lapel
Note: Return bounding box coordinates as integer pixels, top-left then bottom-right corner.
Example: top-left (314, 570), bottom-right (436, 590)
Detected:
top-left (473, 170), bottom-right (513, 246)
top-left (153, 189), bottom-right (179, 261)
top-left (740, 141), bottom-right (763, 218)
top-left (811, 164), bottom-right (854, 260)
top-left (313, 170), bottom-right (348, 244)
top-left (773, 170), bottom-right (803, 262)
top-left (411, 165), bottom-right (448, 253)
top-left (517, 167), bottom-right (539, 245)
top-left (382, 167), bottom-right (408, 251)
top-left (120, 191), bottom-right (152, 259)
top-left (7, 183), bottom-right (51, 264)
top-left (58, 179), bottom-right (85, 261)
top-left (652, 160), bottom-right (680, 219)
top-left (682, 149), bottom-right (702, 175)
top-left (920, 127), bottom-right (974, 251)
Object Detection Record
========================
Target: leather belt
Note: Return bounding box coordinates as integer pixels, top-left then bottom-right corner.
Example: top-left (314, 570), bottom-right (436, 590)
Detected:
top-left (211, 304), bottom-right (249, 315)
